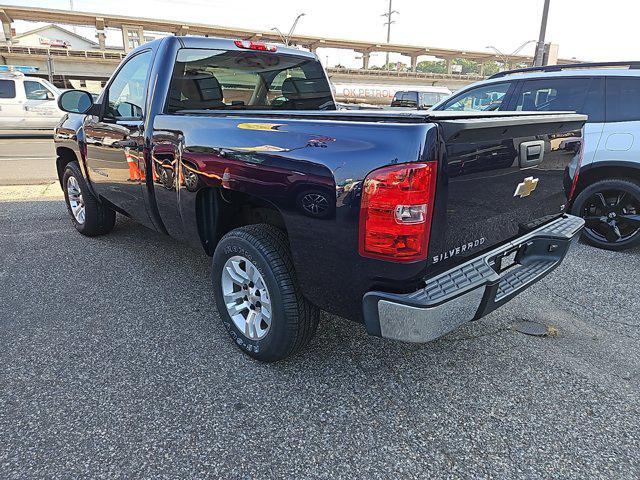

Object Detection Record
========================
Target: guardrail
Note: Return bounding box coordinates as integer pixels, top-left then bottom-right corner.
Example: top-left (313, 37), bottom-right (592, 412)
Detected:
top-left (327, 67), bottom-right (486, 81)
top-left (0, 45), bottom-right (126, 61)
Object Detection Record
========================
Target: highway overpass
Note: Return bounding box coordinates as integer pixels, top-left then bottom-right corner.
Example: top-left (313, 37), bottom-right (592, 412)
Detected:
top-left (0, 4), bottom-right (577, 93)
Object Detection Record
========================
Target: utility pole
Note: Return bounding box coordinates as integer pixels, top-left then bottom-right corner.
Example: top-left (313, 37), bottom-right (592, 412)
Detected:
top-left (533, 0), bottom-right (550, 66)
top-left (382, 0), bottom-right (399, 71)
top-left (69, 0), bottom-right (77, 33)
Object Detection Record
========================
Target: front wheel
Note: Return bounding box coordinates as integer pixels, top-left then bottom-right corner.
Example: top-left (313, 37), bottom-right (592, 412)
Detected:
top-left (211, 224), bottom-right (319, 362)
top-left (571, 178), bottom-right (640, 251)
top-left (62, 161), bottom-right (116, 236)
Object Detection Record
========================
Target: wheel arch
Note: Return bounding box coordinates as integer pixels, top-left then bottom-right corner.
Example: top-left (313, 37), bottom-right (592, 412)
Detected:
top-left (195, 187), bottom-right (289, 256)
top-left (55, 146), bottom-right (79, 187)
top-left (574, 162), bottom-right (640, 201)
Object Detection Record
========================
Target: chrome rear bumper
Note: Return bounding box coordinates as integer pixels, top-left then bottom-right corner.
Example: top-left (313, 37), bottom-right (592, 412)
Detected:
top-left (363, 215), bottom-right (585, 343)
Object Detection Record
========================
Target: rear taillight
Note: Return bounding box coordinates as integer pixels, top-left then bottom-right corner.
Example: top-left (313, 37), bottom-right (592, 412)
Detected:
top-left (359, 162), bottom-right (437, 262)
top-left (234, 40), bottom-right (277, 52)
top-left (568, 142), bottom-right (585, 202)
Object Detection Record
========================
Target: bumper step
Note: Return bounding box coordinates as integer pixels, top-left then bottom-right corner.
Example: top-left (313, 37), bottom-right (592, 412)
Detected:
top-left (363, 214), bottom-right (585, 342)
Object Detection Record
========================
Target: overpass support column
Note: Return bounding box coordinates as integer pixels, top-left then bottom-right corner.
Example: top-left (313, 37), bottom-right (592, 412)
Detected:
top-left (445, 57), bottom-right (453, 74)
top-left (0, 10), bottom-right (12, 44)
top-left (360, 51), bottom-right (371, 70)
top-left (96, 30), bottom-right (106, 50)
top-left (410, 54), bottom-right (419, 72)
top-left (479, 61), bottom-right (485, 76)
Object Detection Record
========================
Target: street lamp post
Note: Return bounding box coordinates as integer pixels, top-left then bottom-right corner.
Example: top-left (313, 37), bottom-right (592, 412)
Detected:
top-left (486, 40), bottom-right (536, 71)
top-left (271, 13), bottom-right (306, 46)
top-left (534, 0), bottom-right (551, 66)
top-left (381, 0), bottom-right (399, 71)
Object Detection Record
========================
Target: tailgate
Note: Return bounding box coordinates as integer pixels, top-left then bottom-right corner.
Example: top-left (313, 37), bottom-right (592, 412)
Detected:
top-left (428, 113), bottom-right (587, 268)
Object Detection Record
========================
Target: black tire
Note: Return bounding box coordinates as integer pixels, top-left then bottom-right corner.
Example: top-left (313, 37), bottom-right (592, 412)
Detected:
top-left (571, 178), bottom-right (640, 251)
top-left (211, 224), bottom-right (319, 362)
top-left (62, 161), bottom-right (116, 236)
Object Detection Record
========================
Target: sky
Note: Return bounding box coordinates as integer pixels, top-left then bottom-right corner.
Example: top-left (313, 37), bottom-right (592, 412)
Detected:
top-left (3, 0), bottom-right (639, 68)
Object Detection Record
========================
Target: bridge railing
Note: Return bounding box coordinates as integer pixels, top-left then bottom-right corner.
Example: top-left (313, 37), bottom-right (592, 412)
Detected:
top-left (327, 67), bottom-right (486, 81)
top-left (0, 45), bottom-right (126, 61)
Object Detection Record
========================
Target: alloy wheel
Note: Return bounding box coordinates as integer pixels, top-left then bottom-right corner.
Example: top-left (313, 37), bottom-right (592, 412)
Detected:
top-left (581, 189), bottom-right (640, 244)
top-left (220, 255), bottom-right (272, 340)
top-left (66, 176), bottom-right (85, 224)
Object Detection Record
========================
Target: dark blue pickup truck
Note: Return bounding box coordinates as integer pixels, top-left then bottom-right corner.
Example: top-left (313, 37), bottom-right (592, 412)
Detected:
top-left (53, 36), bottom-right (587, 361)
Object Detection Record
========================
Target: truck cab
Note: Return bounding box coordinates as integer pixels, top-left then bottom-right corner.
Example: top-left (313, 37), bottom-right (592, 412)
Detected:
top-left (0, 71), bottom-right (65, 130)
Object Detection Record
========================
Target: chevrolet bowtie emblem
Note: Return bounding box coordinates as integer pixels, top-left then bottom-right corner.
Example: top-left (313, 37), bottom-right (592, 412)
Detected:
top-left (514, 176), bottom-right (539, 198)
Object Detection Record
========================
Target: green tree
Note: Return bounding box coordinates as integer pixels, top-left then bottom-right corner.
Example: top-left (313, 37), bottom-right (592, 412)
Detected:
top-left (482, 61), bottom-right (500, 76)
top-left (452, 58), bottom-right (479, 74)
top-left (416, 60), bottom-right (446, 73)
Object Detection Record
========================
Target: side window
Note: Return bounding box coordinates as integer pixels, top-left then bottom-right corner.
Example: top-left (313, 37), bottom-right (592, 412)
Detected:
top-left (581, 77), bottom-right (605, 123)
top-left (514, 78), bottom-right (590, 112)
top-left (606, 77), bottom-right (640, 123)
top-left (105, 50), bottom-right (152, 120)
top-left (24, 81), bottom-right (54, 100)
top-left (439, 82), bottom-right (511, 111)
top-left (0, 79), bottom-right (16, 99)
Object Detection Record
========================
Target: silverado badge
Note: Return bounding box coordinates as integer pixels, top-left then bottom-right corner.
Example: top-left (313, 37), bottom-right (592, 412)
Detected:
top-left (514, 176), bottom-right (539, 198)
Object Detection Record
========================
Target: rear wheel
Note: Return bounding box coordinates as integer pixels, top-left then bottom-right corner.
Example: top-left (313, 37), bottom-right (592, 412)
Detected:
top-left (211, 224), bottom-right (319, 362)
top-left (62, 161), bottom-right (116, 236)
top-left (571, 178), bottom-right (640, 251)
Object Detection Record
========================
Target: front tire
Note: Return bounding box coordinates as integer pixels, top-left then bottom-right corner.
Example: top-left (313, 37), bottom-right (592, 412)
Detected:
top-left (62, 161), bottom-right (116, 236)
top-left (571, 178), bottom-right (640, 251)
top-left (212, 224), bottom-right (319, 362)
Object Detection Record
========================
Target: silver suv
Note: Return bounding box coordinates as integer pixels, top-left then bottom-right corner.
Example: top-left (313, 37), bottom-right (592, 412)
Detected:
top-left (432, 62), bottom-right (640, 251)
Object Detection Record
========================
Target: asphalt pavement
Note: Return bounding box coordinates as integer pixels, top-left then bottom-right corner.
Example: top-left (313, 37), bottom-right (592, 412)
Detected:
top-left (0, 188), bottom-right (638, 479)
top-left (0, 138), bottom-right (57, 186)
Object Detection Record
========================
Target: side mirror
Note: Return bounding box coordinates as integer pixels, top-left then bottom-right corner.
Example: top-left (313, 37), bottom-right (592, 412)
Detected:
top-left (58, 90), bottom-right (94, 114)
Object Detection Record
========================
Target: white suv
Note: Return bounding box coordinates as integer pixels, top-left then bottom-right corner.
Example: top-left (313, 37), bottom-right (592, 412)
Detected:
top-left (432, 62), bottom-right (640, 251)
top-left (0, 71), bottom-right (65, 130)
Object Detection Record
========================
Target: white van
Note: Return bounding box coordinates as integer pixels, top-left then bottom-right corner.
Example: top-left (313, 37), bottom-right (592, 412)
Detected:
top-left (0, 71), bottom-right (65, 130)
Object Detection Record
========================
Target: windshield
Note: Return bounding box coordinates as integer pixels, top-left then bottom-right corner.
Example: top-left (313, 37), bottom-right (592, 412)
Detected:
top-left (37, 78), bottom-right (61, 96)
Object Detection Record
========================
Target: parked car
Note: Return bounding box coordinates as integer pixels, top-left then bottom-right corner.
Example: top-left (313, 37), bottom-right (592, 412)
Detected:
top-left (0, 71), bottom-right (65, 130)
top-left (53, 36), bottom-right (586, 361)
top-left (390, 88), bottom-right (451, 109)
top-left (432, 62), bottom-right (640, 251)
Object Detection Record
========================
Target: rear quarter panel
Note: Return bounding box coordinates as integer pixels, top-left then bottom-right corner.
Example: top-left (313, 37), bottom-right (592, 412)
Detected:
top-left (151, 115), bottom-right (439, 321)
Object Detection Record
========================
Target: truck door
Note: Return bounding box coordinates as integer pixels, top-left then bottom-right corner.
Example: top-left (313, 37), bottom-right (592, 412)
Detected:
top-left (23, 79), bottom-right (63, 129)
top-left (84, 49), bottom-right (155, 228)
top-left (0, 79), bottom-right (25, 129)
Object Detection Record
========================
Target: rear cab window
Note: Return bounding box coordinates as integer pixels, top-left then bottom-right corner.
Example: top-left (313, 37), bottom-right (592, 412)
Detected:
top-left (166, 49), bottom-right (335, 112)
top-left (438, 82), bottom-right (512, 111)
top-left (0, 79), bottom-right (16, 99)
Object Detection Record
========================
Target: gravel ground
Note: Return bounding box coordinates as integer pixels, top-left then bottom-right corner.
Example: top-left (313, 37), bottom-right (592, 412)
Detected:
top-left (1, 192), bottom-right (638, 479)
